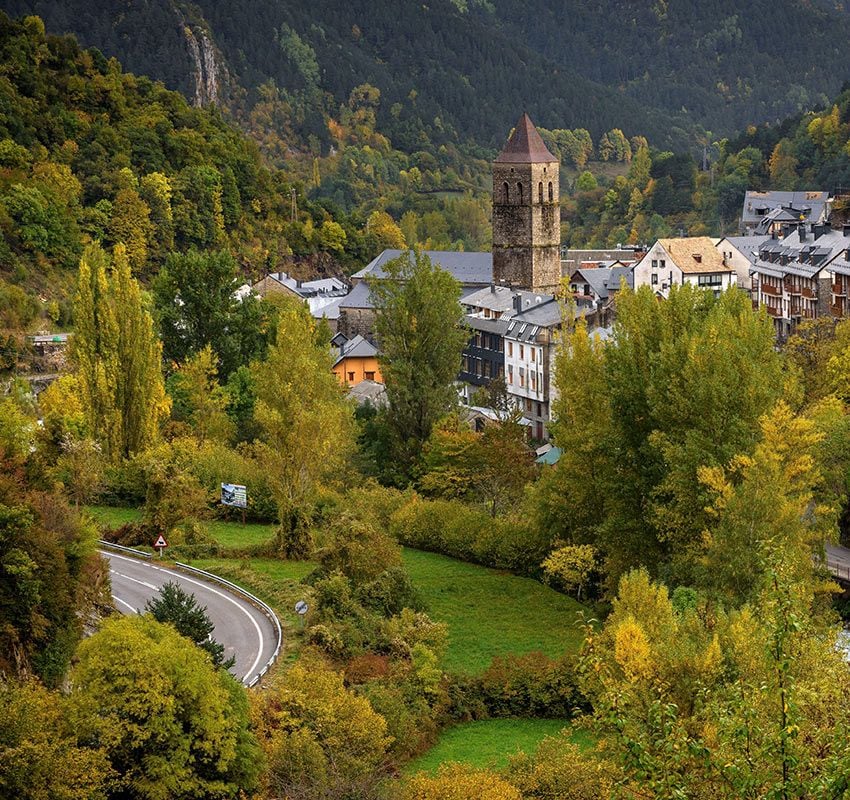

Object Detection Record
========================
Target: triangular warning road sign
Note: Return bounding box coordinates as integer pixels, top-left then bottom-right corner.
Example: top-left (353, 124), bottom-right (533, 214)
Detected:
top-left (153, 534), bottom-right (168, 548)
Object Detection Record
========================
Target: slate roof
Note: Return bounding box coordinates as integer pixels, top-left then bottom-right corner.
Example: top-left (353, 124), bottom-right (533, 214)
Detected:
top-left (571, 267), bottom-right (612, 299)
top-left (657, 237), bottom-right (732, 274)
top-left (752, 226), bottom-right (850, 279)
top-left (742, 191), bottom-right (829, 227)
top-left (334, 334), bottom-right (378, 365)
top-left (721, 235), bottom-right (769, 264)
top-left (338, 280), bottom-right (374, 310)
top-left (352, 249), bottom-right (493, 286)
top-left (503, 298), bottom-right (594, 341)
top-left (463, 284), bottom-right (551, 314)
top-left (494, 113), bottom-right (557, 164)
top-left (348, 379), bottom-right (387, 407)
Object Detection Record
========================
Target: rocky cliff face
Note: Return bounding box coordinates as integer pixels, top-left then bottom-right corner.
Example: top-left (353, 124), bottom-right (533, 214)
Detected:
top-left (182, 21), bottom-right (221, 106)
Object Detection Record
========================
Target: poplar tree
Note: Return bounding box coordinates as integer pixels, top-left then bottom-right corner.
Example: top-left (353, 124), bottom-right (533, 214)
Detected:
top-left (71, 243), bottom-right (169, 461)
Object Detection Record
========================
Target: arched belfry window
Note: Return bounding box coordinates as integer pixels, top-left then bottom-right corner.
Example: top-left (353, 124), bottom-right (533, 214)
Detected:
top-left (548, 182), bottom-right (554, 202)
top-left (503, 181), bottom-right (510, 203)
top-left (517, 182), bottom-right (523, 204)
top-left (538, 182), bottom-right (543, 203)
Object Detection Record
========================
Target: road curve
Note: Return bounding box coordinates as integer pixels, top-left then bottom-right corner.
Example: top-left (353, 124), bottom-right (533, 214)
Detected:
top-left (101, 551), bottom-right (278, 686)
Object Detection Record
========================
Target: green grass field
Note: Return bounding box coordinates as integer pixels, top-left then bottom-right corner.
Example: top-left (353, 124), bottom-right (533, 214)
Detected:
top-left (402, 549), bottom-right (587, 674)
top-left (405, 719), bottom-right (592, 774)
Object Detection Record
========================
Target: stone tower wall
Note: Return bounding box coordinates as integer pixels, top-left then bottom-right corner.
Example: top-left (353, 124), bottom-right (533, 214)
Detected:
top-left (492, 160), bottom-right (560, 292)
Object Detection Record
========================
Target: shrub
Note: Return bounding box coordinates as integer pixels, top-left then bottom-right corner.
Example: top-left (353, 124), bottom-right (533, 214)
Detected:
top-left (389, 495), bottom-right (548, 573)
top-left (453, 653), bottom-right (588, 720)
top-left (356, 566), bottom-right (423, 617)
top-left (505, 737), bottom-right (616, 800)
top-left (314, 511), bottom-right (401, 585)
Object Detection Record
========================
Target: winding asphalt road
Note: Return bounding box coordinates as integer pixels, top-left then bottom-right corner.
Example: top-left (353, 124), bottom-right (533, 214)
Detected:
top-left (101, 551), bottom-right (279, 686)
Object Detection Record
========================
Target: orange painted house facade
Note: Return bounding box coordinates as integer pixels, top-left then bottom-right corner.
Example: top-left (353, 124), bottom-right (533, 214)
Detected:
top-left (331, 334), bottom-right (382, 386)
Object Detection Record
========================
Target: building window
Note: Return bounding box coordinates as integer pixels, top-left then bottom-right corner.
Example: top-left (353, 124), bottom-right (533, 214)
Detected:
top-left (652, 259), bottom-right (658, 269)
top-left (347, 371), bottom-right (355, 382)
top-left (697, 274), bottom-right (723, 287)
top-left (508, 365), bottom-right (513, 384)
top-left (526, 398), bottom-right (533, 412)
top-left (517, 182), bottom-right (524, 204)
top-left (519, 344), bottom-right (524, 359)
top-left (548, 182), bottom-right (554, 202)
top-left (651, 274), bottom-right (658, 285)
top-left (660, 259), bottom-right (666, 268)
top-left (503, 181), bottom-right (510, 203)
top-left (537, 402), bottom-right (543, 416)
top-left (507, 341), bottom-right (513, 357)
top-left (538, 182), bottom-right (543, 204)
top-left (365, 371), bottom-right (375, 381)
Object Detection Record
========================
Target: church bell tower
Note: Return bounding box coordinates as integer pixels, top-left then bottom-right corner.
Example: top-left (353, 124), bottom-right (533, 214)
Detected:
top-left (492, 114), bottom-right (561, 293)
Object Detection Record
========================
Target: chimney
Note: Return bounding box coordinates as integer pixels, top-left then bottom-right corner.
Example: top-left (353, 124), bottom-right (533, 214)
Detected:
top-left (799, 226), bottom-right (806, 242)
top-left (513, 294), bottom-right (523, 314)
top-left (490, 281), bottom-right (496, 293)
top-left (843, 223), bottom-right (850, 237)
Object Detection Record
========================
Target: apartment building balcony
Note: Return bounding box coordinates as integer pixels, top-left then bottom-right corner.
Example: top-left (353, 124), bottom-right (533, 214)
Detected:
top-left (761, 283), bottom-right (781, 296)
top-left (783, 279), bottom-right (801, 295)
top-left (832, 282), bottom-right (847, 296)
top-left (832, 303), bottom-right (847, 317)
top-left (801, 287), bottom-right (816, 299)
top-left (765, 305), bottom-right (782, 318)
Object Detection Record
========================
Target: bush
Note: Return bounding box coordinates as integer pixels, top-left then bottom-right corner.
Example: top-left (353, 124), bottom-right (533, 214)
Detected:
top-left (389, 496), bottom-right (548, 573)
top-left (314, 511), bottom-right (401, 585)
top-left (356, 566), bottom-right (423, 617)
top-left (452, 652), bottom-right (588, 720)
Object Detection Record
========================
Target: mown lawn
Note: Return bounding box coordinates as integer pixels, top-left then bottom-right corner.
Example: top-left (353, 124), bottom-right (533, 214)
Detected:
top-left (405, 719), bottom-right (592, 774)
top-left (402, 549), bottom-right (588, 675)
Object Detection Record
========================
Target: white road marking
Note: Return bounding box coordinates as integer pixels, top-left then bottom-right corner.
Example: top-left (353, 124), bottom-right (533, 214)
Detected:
top-left (101, 551), bottom-right (265, 684)
top-left (110, 569), bottom-right (157, 591)
top-left (112, 594), bottom-right (138, 613)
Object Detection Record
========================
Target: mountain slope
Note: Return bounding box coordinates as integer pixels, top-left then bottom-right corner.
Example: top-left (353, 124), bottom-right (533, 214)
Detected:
top-left (3, 0), bottom-right (700, 153)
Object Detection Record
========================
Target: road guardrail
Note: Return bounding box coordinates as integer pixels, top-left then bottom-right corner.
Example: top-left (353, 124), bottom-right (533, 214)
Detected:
top-left (97, 540), bottom-right (283, 687)
top-left (174, 561), bottom-right (282, 687)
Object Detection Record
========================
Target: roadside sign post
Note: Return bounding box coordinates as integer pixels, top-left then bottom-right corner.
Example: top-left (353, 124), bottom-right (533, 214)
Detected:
top-left (153, 534), bottom-right (168, 558)
top-left (221, 483), bottom-right (248, 525)
top-left (295, 599), bottom-right (309, 629)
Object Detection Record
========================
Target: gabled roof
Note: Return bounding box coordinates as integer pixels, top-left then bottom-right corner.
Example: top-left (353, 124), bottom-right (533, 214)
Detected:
top-left (494, 113), bottom-right (557, 164)
top-left (742, 191), bottom-right (829, 226)
top-left (656, 237), bottom-right (732, 274)
top-left (463, 284), bottom-right (551, 314)
top-left (720, 235), bottom-right (769, 264)
top-left (338, 280), bottom-right (374, 310)
top-left (334, 334), bottom-right (378, 365)
top-left (352, 249), bottom-right (492, 286)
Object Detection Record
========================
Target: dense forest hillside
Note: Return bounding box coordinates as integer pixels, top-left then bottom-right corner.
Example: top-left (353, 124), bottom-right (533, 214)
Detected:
top-left (482, 0), bottom-right (850, 134)
top-left (3, 0), bottom-right (700, 155)
top-left (9, 0), bottom-right (850, 160)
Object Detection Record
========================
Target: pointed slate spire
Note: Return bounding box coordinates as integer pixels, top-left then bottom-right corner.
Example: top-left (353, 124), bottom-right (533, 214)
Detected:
top-left (494, 113), bottom-right (556, 163)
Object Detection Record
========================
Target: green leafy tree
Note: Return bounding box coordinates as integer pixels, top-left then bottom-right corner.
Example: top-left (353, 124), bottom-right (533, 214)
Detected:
top-left (369, 250), bottom-right (467, 479)
top-left (153, 249), bottom-right (267, 378)
top-left (70, 615), bottom-right (261, 800)
top-left (253, 660), bottom-right (391, 799)
top-left (252, 300), bottom-right (354, 556)
top-left (71, 243), bottom-right (169, 462)
top-left (0, 678), bottom-right (110, 800)
top-left (145, 581), bottom-right (234, 669)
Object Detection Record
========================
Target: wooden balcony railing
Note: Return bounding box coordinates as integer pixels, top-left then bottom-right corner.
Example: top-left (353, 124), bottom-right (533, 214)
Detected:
top-left (761, 283), bottom-right (781, 296)
top-left (802, 287), bottom-right (816, 299)
top-left (766, 305), bottom-right (782, 318)
top-left (833, 283), bottom-right (847, 296)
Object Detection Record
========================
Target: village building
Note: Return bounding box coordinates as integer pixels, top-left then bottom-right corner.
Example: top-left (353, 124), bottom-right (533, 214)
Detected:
top-left (750, 223), bottom-right (850, 338)
top-left (633, 237), bottom-right (736, 299)
top-left (740, 190), bottom-right (829, 235)
top-left (331, 333), bottom-right (382, 386)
